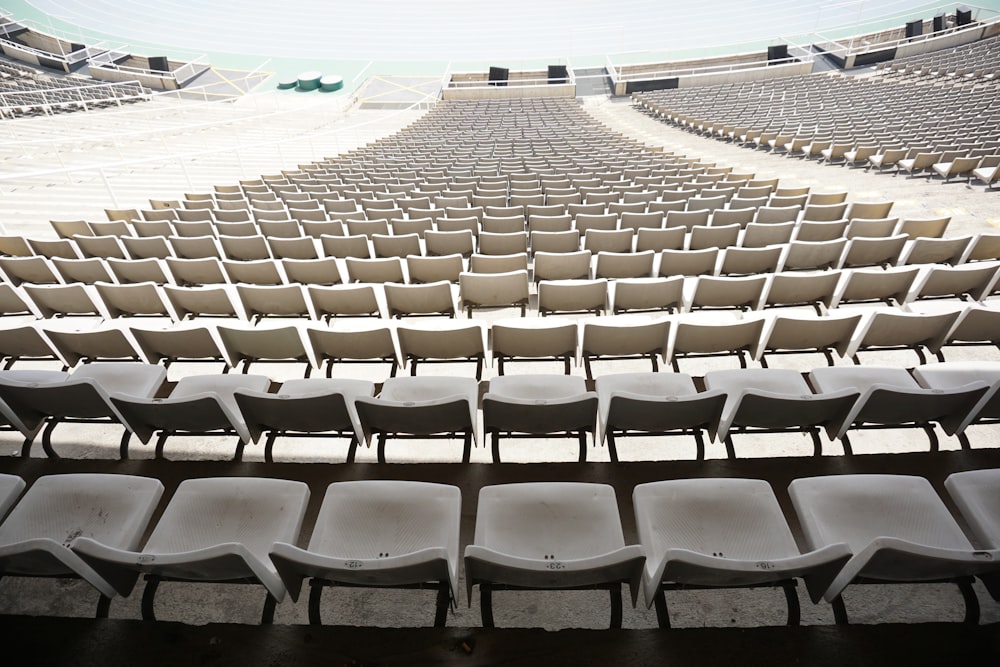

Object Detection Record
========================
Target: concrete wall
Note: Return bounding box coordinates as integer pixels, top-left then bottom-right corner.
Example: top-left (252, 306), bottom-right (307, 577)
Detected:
top-left (0, 26), bottom-right (90, 73)
top-left (16, 30), bottom-right (80, 56)
top-left (614, 60), bottom-right (812, 96)
top-left (444, 70), bottom-right (575, 100)
top-left (450, 70), bottom-right (554, 85)
top-left (0, 41), bottom-right (74, 73)
top-left (89, 65), bottom-right (179, 90)
top-left (616, 52), bottom-right (765, 81)
top-left (89, 56), bottom-right (208, 90)
top-left (442, 82), bottom-right (575, 100)
top-left (679, 60), bottom-right (813, 88)
top-left (845, 22), bottom-right (997, 68)
top-left (0, 42), bottom-right (42, 68)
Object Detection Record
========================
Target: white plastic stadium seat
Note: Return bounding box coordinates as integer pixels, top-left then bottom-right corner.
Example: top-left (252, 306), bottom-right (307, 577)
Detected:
top-left (464, 482), bottom-right (644, 628)
top-left (633, 478), bottom-right (850, 627)
top-left (270, 480), bottom-right (461, 626)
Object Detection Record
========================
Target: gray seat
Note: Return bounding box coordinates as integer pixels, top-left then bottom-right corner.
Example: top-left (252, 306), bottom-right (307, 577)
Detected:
top-left (354, 376), bottom-right (479, 463)
top-left (464, 482), bottom-right (644, 628)
top-left (595, 371), bottom-right (725, 461)
top-left (755, 311), bottom-right (862, 367)
top-left (304, 322), bottom-right (400, 378)
top-left (0, 473), bottom-right (25, 521)
top-left (671, 313), bottom-right (766, 372)
top-left (43, 325), bottom-right (145, 367)
top-left (482, 374), bottom-right (598, 463)
top-left (580, 316), bottom-right (670, 380)
top-left (633, 478), bottom-right (850, 628)
top-left (72, 477), bottom-right (310, 623)
top-left (945, 469), bottom-right (1000, 599)
top-left (490, 317), bottom-right (578, 375)
top-left (270, 480), bottom-right (461, 626)
top-left (0, 323), bottom-right (69, 371)
top-left (537, 279), bottom-right (607, 316)
top-left (397, 320), bottom-right (488, 380)
top-left (128, 323), bottom-right (227, 374)
top-left (111, 373), bottom-right (271, 459)
top-left (458, 270), bottom-right (529, 317)
top-left (912, 361), bottom-right (1000, 448)
top-left (703, 368), bottom-right (860, 458)
top-left (610, 277), bottom-right (684, 314)
top-left (384, 281), bottom-right (458, 318)
top-left (0, 473), bottom-right (163, 616)
top-left (0, 363), bottom-right (166, 458)
top-left (234, 378), bottom-right (375, 463)
top-left (216, 323), bottom-right (311, 376)
top-left (809, 366), bottom-right (989, 454)
top-left (845, 308), bottom-right (960, 365)
top-left (789, 474), bottom-right (1000, 624)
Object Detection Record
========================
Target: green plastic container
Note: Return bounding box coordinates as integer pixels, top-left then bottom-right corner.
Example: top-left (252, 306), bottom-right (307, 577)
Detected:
top-left (320, 75), bottom-right (344, 92)
top-left (296, 70), bottom-right (323, 91)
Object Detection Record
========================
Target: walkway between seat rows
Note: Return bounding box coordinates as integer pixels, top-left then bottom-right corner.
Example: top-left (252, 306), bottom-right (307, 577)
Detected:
top-left (2, 447), bottom-right (999, 660)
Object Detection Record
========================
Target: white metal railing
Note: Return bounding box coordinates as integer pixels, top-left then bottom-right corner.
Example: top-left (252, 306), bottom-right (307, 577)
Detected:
top-left (89, 59), bottom-right (159, 77)
top-left (439, 63), bottom-right (452, 97)
top-left (87, 58), bottom-right (203, 88)
top-left (168, 57), bottom-right (210, 84)
top-left (0, 15), bottom-right (109, 66)
top-left (611, 46), bottom-right (812, 84)
top-left (605, 54), bottom-right (619, 86)
top-left (0, 34), bottom-right (91, 63)
top-left (816, 10), bottom-right (1000, 59)
top-left (445, 74), bottom-right (575, 90)
top-left (0, 80), bottom-right (149, 112)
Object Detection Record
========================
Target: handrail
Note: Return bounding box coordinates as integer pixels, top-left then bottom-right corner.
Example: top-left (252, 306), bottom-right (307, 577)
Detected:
top-left (613, 45), bottom-right (813, 83)
top-left (615, 57), bottom-right (802, 83)
top-left (90, 60), bottom-right (163, 76)
top-left (242, 58), bottom-right (273, 84)
top-left (169, 57), bottom-right (210, 83)
top-left (0, 78), bottom-right (146, 95)
top-left (0, 34), bottom-right (94, 61)
top-left (446, 75), bottom-right (575, 89)
top-left (86, 58), bottom-right (209, 88)
top-left (0, 79), bottom-right (147, 104)
top-left (605, 54), bottom-right (619, 85)
top-left (830, 13), bottom-right (1000, 56)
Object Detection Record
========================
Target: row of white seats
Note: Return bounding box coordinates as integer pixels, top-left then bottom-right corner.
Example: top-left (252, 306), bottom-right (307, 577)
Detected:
top-left (16, 216), bottom-right (988, 269)
top-left (141, 171), bottom-right (760, 210)
top-left (48, 200), bottom-right (912, 240)
top-left (1, 303), bottom-right (998, 379)
top-left (1, 361), bottom-right (997, 461)
top-left (0, 471), bottom-right (997, 627)
top-left (1, 261), bottom-right (997, 323)
top-left (3, 233), bottom-right (998, 292)
top-left (10, 225), bottom-right (990, 278)
top-left (109, 189), bottom-right (872, 223)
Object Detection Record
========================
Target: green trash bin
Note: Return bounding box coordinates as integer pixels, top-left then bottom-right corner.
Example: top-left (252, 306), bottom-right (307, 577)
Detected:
top-left (320, 75), bottom-right (344, 92)
top-left (297, 70), bottom-right (323, 91)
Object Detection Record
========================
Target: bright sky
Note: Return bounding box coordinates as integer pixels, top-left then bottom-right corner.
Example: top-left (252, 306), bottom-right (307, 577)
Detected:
top-left (21, 0), bottom-right (976, 60)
